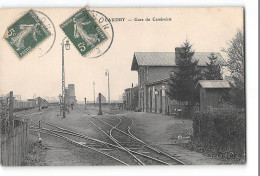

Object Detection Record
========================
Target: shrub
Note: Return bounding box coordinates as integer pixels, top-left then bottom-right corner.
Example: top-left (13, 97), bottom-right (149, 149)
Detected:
top-left (192, 110), bottom-right (246, 159)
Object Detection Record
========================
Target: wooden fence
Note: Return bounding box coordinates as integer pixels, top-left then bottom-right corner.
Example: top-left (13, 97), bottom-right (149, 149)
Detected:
top-left (0, 119), bottom-right (28, 166)
top-left (0, 91), bottom-right (29, 166)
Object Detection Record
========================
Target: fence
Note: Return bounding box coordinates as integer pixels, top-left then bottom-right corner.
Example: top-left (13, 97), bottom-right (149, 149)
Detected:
top-left (0, 91), bottom-right (29, 166)
top-left (0, 119), bottom-right (28, 166)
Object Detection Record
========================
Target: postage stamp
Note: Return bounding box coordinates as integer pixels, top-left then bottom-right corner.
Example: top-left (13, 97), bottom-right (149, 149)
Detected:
top-left (60, 7), bottom-right (109, 57)
top-left (86, 10), bottom-right (114, 59)
top-left (4, 10), bottom-right (51, 59)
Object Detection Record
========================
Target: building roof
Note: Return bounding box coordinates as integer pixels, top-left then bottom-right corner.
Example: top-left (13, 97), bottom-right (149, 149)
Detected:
top-left (131, 52), bottom-right (225, 70)
top-left (195, 80), bottom-right (231, 89)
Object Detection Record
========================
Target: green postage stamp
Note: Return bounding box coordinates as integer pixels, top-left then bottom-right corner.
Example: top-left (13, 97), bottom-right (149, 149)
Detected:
top-left (4, 10), bottom-right (51, 59)
top-left (60, 7), bottom-right (109, 57)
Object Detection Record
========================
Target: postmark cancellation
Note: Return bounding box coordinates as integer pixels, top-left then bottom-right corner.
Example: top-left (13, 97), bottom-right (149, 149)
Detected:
top-left (60, 7), bottom-right (109, 57)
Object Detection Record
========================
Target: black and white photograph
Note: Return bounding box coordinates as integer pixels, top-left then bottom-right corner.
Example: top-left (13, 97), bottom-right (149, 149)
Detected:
top-left (0, 1), bottom-right (258, 176)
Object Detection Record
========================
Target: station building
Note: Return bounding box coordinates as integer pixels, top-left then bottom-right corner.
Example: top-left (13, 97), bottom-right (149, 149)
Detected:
top-left (126, 48), bottom-right (226, 115)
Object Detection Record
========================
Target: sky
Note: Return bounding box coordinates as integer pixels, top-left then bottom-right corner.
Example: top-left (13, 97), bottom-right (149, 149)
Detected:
top-left (0, 7), bottom-right (243, 101)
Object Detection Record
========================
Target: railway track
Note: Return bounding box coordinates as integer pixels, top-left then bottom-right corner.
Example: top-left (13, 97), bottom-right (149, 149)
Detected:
top-left (26, 107), bottom-right (186, 165)
top-left (28, 110), bottom-right (135, 165)
top-left (29, 108), bottom-right (172, 165)
top-left (108, 117), bottom-right (171, 165)
top-left (36, 120), bottom-right (170, 165)
top-left (77, 108), bottom-right (186, 165)
top-left (29, 126), bottom-right (129, 166)
top-left (37, 113), bottom-right (167, 165)
top-left (114, 116), bottom-right (186, 165)
top-left (85, 115), bottom-right (145, 165)
top-left (17, 108), bottom-right (130, 165)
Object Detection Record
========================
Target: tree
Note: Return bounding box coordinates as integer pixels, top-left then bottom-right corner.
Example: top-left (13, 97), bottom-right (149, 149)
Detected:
top-left (166, 40), bottom-right (202, 118)
top-left (222, 29), bottom-right (245, 108)
top-left (203, 53), bottom-right (223, 80)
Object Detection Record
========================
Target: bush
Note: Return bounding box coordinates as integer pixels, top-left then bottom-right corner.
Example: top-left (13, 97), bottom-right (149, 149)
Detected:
top-left (192, 110), bottom-right (246, 160)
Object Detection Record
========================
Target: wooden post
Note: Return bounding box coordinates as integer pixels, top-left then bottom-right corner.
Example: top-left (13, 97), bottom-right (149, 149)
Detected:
top-left (98, 93), bottom-right (103, 115)
top-left (84, 97), bottom-right (86, 110)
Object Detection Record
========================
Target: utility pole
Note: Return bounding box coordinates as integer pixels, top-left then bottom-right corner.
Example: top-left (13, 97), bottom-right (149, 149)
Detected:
top-left (105, 69), bottom-right (110, 108)
top-left (93, 81), bottom-right (95, 108)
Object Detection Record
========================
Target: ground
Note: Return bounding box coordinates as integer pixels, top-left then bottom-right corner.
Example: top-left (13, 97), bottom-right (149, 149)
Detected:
top-left (21, 105), bottom-right (224, 166)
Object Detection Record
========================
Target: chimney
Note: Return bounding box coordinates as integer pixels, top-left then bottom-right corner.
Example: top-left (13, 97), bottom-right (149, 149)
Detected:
top-left (132, 83), bottom-right (133, 88)
top-left (175, 47), bottom-right (185, 65)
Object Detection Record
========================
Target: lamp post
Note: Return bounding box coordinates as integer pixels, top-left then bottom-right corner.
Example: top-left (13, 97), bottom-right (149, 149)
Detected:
top-left (105, 69), bottom-right (110, 108)
top-left (61, 37), bottom-right (70, 118)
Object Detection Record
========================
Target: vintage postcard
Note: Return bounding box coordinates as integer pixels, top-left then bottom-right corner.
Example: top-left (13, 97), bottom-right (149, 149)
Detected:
top-left (0, 7), bottom-right (245, 166)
